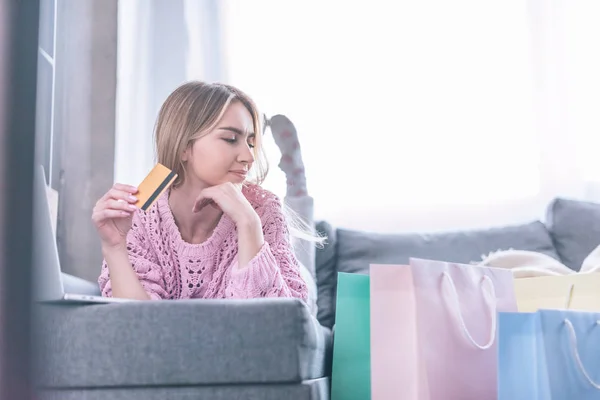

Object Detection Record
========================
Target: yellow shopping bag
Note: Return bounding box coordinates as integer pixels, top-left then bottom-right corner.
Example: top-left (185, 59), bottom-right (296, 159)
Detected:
top-left (514, 273), bottom-right (600, 312)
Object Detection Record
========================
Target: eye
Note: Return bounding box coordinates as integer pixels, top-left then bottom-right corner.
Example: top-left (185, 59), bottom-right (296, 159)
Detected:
top-left (223, 137), bottom-right (236, 144)
top-left (248, 142), bottom-right (255, 149)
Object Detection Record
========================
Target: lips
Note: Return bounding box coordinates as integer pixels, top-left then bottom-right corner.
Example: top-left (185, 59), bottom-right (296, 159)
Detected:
top-left (230, 170), bottom-right (248, 177)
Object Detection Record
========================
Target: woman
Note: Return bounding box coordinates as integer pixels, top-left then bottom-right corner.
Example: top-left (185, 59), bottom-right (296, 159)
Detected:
top-left (94, 81), bottom-right (320, 301)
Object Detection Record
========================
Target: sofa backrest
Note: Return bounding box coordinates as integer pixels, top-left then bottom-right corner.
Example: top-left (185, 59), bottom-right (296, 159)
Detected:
top-left (546, 197), bottom-right (600, 270)
top-left (314, 220), bottom-right (557, 328)
top-left (314, 197), bottom-right (600, 329)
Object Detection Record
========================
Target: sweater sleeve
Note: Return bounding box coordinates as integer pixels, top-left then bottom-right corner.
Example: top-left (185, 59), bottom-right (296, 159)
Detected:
top-left (226, 196), bottom-right (308, 302)
top-left (98, 211), bottom-right (170, 300)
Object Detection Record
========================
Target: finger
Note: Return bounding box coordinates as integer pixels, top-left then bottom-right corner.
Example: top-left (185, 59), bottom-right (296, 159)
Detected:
top-left (102, 188), bottom-right (138, 203)
top-left (192, 196), bottom-right (214, 213)
top-left (104, 199), bottom-right (138, 213)
top-left (113, 183), bottom-right (138, 194)
top-left (220, 181), bottom-right (243, 194)
top-left (221, 182), bottom-right (240, 192)
top-left (192, 193), bottom-right (204, 213)
top-left (228, 181), bottom-right (243, 191)
top-left (92, 209), bottom-right (132, 224)
top-left (192, 188), bottom-right (218, 213)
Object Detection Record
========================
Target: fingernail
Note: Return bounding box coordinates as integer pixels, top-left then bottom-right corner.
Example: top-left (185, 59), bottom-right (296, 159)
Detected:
top-left (128, 204), bottom-right (137, 211)
top-left (121, 211), bottom-right (130, 216)
top-left (128, 195), bottom-right (138, 202)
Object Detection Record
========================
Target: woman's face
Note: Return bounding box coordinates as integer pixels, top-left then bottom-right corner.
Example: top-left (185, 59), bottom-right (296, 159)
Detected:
top-left (182, 101), bottom-right (256, 188)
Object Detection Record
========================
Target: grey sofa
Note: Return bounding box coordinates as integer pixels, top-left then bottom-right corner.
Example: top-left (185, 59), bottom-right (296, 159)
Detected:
top-left (34, 197), bottom-right (600, 399)
top-left (313, 197), bottom-right (600, 329)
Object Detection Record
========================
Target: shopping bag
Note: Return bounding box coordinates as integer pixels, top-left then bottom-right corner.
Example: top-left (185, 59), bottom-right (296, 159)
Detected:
top-left (498, 309), bottom-right (600, 399)
top-left (514, 273), bottom-right (600, 312)
top-left (410, 258), bottom-right (518, 399)
top-left (497, 311), bottom-right (550, 400)
top-left (369, 264), bottom-right (429, 400)
top-left (538, 309), bottom-right (600, 399)
top-left (330, 272), bottom-right (371, 400)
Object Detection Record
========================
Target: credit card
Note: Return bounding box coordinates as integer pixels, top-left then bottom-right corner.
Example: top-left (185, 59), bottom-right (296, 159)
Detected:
top-left (135, 163), bottom-right (178, 211)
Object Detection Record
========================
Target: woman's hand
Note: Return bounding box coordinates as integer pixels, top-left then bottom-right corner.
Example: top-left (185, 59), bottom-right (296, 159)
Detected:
top-left (192, 182), bottom-right (258, 226)
top-left (92, 183), bottom-right (139, 249)
top-left (194, 182), bottom-right (264, 268)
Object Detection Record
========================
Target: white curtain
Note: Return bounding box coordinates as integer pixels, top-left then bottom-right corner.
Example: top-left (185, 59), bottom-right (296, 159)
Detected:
top-left (114, 0), bottom-right (223, 186)
top-left (561, 1), bottom-right (600, 195)
top-left (116, 0), bottom-right (600, 234)
top-left (528, 0), bottom-right (600, 205)
top-left (221, 0), bottom-right (600, 233)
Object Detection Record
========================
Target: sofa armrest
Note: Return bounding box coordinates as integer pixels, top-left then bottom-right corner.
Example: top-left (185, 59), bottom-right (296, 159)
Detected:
top-left (34, 298), bottom-right (332, 389)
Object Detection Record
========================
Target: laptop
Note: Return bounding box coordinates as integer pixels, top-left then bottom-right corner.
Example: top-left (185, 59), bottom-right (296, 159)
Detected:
top-left (33, 165), bottom-right (133, 304)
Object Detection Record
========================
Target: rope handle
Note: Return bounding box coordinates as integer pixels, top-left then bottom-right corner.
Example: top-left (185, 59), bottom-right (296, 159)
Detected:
top-left (442, 272), bottom-right (497, 350)
top-left (565, 283), bottom-right (575, 309)
top-left (564, 319), bottom-right (600, 389)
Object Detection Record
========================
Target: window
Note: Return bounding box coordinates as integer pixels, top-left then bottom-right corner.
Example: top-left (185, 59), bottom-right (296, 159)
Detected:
top-left (222, 1), bottom-right (541, 232)
top-left (565, 1), bottom-right (600, 183)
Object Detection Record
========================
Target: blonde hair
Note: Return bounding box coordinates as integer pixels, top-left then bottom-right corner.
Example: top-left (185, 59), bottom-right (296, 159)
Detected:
top-left (155, 81), bottom-right (267, 188)
top-left (154, 81), bottom-right (325, 247)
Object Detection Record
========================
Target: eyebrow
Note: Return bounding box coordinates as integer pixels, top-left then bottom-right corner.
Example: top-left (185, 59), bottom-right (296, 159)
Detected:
top-left (219, 126), bottom-right (255, 137)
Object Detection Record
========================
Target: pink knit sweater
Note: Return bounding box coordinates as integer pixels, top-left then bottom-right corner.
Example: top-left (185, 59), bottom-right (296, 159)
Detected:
top-left (98, 184), bottom-right (308, 301)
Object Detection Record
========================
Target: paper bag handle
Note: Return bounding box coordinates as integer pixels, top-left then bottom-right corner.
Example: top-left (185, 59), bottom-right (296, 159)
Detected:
top-left (565, 284), bottom-right (575, 309)
top-left (564, 319), bottom-right (600, 389)
top-left (442, 272), bottom-right (497, 350)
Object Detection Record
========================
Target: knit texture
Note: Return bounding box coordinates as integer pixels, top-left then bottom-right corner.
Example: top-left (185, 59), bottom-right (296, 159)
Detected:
top-left (98, 184), bottom-right (308, 301)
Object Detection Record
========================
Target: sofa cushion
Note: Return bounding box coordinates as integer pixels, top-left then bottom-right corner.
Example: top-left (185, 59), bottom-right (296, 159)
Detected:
top-left (313, 221), bottom-right (558, 326)
top-left (34, 298), bottom-right (332, 388)
top-left (336, 220), bottom-right (559, 275)
top-left (315, 221), bottom-right (337, 329)
top-left (546, 197), bottom-right (600, 271)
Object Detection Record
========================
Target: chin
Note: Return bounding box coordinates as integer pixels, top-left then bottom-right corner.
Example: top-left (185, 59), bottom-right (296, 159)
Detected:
top-left (208, 177), bottom-right (244, 187)
top-left (226, 173), bottom-right (247, 183)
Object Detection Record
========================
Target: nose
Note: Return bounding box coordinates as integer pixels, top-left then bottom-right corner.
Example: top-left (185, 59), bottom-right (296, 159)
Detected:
top-left (238, 142), bottom-right (255, 165)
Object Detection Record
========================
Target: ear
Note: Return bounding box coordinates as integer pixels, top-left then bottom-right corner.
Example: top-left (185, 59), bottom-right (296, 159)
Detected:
top-left (181, 146), bottom-right (190, 162)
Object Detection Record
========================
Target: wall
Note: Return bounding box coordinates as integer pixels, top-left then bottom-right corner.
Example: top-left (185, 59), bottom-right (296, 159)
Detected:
top-left (54, 0), bottom-right (118, 281)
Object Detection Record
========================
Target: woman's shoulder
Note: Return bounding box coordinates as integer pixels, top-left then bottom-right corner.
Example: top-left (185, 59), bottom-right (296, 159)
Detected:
top-left (242, 183), bottom-right (282, 214)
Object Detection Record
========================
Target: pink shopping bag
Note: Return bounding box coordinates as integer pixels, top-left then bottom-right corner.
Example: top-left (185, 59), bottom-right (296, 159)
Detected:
top-left (410, 258), bottom-right (518, 399)
top-left (370, 264), bottom-right (429, 400)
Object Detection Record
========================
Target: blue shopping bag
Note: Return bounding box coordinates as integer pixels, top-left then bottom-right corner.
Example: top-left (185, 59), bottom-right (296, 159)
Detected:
top-left (498, 309), bottom-right (600, 399)
top-left (539, 309), bottom-right (600, 399)
top-left (497, 312), bottom-right (550, 400)
top-left (330, 272), bottom-right (371, 400)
